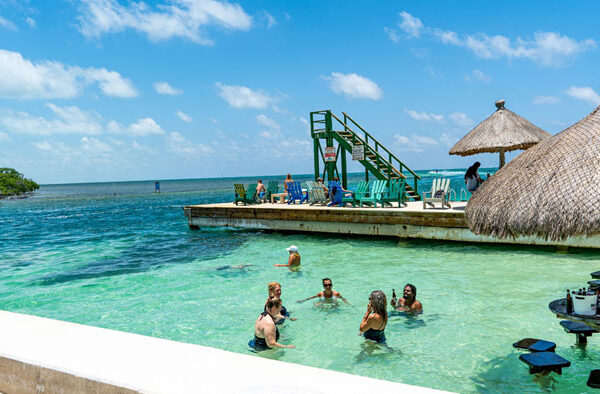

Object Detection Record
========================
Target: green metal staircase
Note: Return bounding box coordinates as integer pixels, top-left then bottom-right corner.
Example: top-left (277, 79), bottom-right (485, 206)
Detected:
top-left (310, 110), bottom-right (421, 201)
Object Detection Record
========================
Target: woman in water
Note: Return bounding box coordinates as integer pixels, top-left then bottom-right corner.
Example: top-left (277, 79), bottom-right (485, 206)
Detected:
top-left (249, 297), bottom-right (295, 351)
top-left (464, 161), bottom-right (482, 192)
top-left (359, 290), bottom-right (388, 343)
top-left (265, 281), bottom-right (293, 323)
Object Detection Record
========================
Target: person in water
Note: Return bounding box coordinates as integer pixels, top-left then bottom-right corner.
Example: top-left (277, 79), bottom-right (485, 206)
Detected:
top-left (265, 281), bottom-right (295, 323)
top-left (464, 161), bottom-right (482, 192)
top-left (359, 290), bottom-right (388, 343)
top-left (214, 264), bottom-right (252, 271)
top-left (274, 245), bottom-right (301, 268)
top-left (391, 284), bottom-right (423, 313)
top-left (249, 297), bottom-right (295, 351)
top-left (297, 278), bottom-right (349, 304)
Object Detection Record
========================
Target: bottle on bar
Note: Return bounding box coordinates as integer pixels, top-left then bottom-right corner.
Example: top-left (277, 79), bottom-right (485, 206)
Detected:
top-left (566, 289), bottom-right (573, 314)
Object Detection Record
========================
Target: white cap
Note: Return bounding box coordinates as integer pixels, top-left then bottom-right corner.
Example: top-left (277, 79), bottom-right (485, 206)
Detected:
top-left (287, 245), bottom-right (298, 252)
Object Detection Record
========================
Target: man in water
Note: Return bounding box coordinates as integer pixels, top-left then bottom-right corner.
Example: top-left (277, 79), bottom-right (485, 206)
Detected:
top-left (391, 283), bottom-right (422, 313)
top-left (215, 264), bottom-right (252, 271)
top-left (297, 278), bottom-right (349, 304)
top-left (274, 245), bottom-right (301, 268)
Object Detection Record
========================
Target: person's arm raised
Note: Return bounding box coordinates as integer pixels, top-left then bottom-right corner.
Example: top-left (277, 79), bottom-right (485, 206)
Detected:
top-left (297, 292), bottom-right (321, 303)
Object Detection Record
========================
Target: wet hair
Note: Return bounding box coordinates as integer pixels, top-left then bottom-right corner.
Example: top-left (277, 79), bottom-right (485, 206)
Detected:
top-left (369, 290), bottom-right (388, 325)
top-left (265, 296), bottom-right (282, 310)
top-left (322, 277), bottom-right (332, 285)
top-left (268, 281), bottom-right (281, 297)
top-left (465, 162), bottom-right (481, 179)
top-left (404, 283), bottom-right (417, 298)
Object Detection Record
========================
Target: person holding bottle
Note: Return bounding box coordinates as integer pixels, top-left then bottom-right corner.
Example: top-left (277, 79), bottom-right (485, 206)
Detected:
top-left (391, 284), bottom-right (423, 313)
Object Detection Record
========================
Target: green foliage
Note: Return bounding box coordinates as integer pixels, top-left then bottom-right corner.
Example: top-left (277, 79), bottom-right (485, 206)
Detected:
top-left (0, 168), bottom-right (40, 197)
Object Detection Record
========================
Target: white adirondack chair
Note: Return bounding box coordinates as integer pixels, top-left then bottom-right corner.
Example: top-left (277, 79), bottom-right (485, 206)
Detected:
top-left (422, 178), bottom-right (451, 209)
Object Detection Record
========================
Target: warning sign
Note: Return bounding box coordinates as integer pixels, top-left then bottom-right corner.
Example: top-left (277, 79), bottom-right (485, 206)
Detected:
top-left (352, 145), bottom-right (364, 161)
top-left (324, 146), bottom-right (336, 162)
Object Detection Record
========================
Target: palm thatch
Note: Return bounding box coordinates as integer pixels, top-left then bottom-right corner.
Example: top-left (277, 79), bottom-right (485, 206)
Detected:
top-left (450, 100), bottom-right (550, 167)
top-left (465, 105), bottom-right (600, 241)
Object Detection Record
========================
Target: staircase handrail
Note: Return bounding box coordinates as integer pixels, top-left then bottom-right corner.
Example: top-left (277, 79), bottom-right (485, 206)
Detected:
top-left (328, 112), bottom-right (406, 179)
top-left (341, 112), bottom-right (421, 181)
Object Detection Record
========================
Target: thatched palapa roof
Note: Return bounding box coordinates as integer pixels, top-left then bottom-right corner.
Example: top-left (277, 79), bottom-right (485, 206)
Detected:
top-left (449, 100), bottom-right (550, 157)
top-left (465, 105), bottom-right (600, 241)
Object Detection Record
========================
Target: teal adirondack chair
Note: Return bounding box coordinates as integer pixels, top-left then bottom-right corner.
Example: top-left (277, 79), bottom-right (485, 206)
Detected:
top-left (381, 178), bottom-right (407, 207)
top-left (265, 180), bottom-right (279, 202)
top-left (342, 181), bottom-right (368, 207)
top-left (357, 180), bottom-right (387, 208)
top-left (234, 183), bottom-right (258, 205)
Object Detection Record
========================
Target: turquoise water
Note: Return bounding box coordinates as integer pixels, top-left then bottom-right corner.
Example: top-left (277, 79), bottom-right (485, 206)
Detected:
top-left (1, 170), bottom-right (599, 393)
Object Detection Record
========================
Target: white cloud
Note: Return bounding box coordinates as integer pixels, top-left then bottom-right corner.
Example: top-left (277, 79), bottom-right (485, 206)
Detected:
top-left (391, 11), bottom-right (596, 67)
top-left (166, 131), bottom-right (213, 156)
top-left (25, 17), bottom-right (35, 28)
top-left (0, 131), bottom-right (9, 141)
top-left (0, 15), bottom-right (16, 30)
top-left (324, 72), bottom-right (383, 100)
top-left (256, 114), bottom-right (280, 130)
top-left (263, 11), bottom-right (276, 28)
top-left (154, 81), bottom-right (182, 95)
top-left (127, 118), bottom-right (166, 136)
top-left (176, 110), bottom-right (193, 123)
top-left (259, 130), bottom-right (277, 138)
top-left (465, 69), bottom-right (490, 82)
top-left (384, 27), bottom-right (399, 43)
top-left (33, 141), bottom-right (52, 150)
top-left (397, 11), bottom-right (424, 38)
top-left (77, 0), bottom-right (252, 45)
top-left (565, 86), bottom-right (600, 105)
top-left (0, 104), bottom-right (104, 136)
top-left (533, 95), bottom-right (561, 105)
top-left (0, 49), bottom-right (137, 99)
top-left (81, 136), bottom-right (112, 153)
top-left (393, 134), bottom-right (438, 152)
top-left (449, 112), bottom-right (474, 127)
top-left (215, 82), bottom-right (274, 109)
top-left (404, 109), bottom-right (443, 122)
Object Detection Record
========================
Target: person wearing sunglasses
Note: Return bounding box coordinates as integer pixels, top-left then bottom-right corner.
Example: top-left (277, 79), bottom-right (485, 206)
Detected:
top-left (359, 290), bottom-right (388, 343)
top-left (296, 278), bottom-right (349, 304)
top-left (249, 296), bottom-right (295, 351)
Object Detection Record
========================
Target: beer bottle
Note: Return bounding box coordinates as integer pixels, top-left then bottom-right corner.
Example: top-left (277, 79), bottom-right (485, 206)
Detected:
top-left (392, 289), bottom-right (397, 304)
top-left (566, 289), bottom-right (573, 314)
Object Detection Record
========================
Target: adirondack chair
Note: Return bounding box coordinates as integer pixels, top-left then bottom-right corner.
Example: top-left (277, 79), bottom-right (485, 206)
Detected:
top-left (381, 178), bottom-right (407, 208)
top-left (234, 183), bottom-right (258, 205)
top-left (422, 178), bottom-right (451, 209)
top-left (327, 181), bottom-right (343, 207)
top-left (312, 182), bottom-right (329, 205)
top-left (342, 181), bottom-right (368, 207)
top-left (357, 180), bottom-right (387, 208)
top-left (265, 180), bottom-right (279, 202)
top-left (287, 181), bottom-right (308, 204)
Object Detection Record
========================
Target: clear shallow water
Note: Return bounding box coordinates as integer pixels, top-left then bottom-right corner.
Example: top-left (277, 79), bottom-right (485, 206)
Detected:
top-left (1, 170), bottom-right (599, 393)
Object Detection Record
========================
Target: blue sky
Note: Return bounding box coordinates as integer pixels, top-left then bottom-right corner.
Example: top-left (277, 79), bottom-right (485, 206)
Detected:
top-left (0, 0), bottom-right (599, 184)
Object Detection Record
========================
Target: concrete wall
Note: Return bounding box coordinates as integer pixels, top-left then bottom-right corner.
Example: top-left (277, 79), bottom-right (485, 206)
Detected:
top-left (0, 310), bottom-right (443, 393)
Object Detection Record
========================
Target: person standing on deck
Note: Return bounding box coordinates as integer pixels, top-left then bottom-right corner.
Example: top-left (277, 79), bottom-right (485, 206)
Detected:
top-left (274, 245), bottom-right (301, 268)
top-left (464, 162), bottom-right (482, 192)
top-left (297, 278), bottom-right (349, 304)
top-left (256, 180), bottom-right (266, 199)
top-left (391, 284), bottom-right (423, 313)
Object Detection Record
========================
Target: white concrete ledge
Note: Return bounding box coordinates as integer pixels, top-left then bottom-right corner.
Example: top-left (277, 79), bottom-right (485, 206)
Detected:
top-left (0, 310), bottom-right (444, 393)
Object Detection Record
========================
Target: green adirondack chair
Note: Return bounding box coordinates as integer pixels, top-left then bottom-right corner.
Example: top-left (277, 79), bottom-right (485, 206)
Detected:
top-left (265, 180), bottom-right (279, 202)
top-left (234, 183), bottom-right (258, 205)
top-left (342, 180), bottom-right (368, 207)
top-left (381, 178), bottom-right (407, 208)
top-left (308, 181), bottom-right (328, 205)
top-left (357, 180), bottom-right (387, 208)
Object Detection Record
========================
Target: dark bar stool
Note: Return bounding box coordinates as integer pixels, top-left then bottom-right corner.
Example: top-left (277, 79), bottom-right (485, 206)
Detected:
top-left (560, 320), bottom-right (598, 345)
top-left (588, 370), bottom-right (600, 388)
top-left (513, 338), bottom-right (556, 352)
top-left (519, 352), bottom-right (570, 375)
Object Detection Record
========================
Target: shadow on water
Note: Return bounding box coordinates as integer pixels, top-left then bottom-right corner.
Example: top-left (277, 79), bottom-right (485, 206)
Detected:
top-left (388, 311), bottom-right (440, 329)
top-left (32, 231), bottom-right (251, 286)
top-left (355, 340), bottom-right (400, 363)
top-left (470, 352), bottom-right (559, 393)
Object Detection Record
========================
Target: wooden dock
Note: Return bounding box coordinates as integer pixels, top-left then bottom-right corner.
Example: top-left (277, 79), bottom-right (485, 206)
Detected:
top-left (183, 202), bottom-right (600, 249)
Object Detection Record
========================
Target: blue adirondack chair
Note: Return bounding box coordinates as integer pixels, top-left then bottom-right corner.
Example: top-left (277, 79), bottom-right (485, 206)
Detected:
top-left (327, 181), bottom-right (343, 207)
top-left (287, 181), bottom-right (308, 204)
